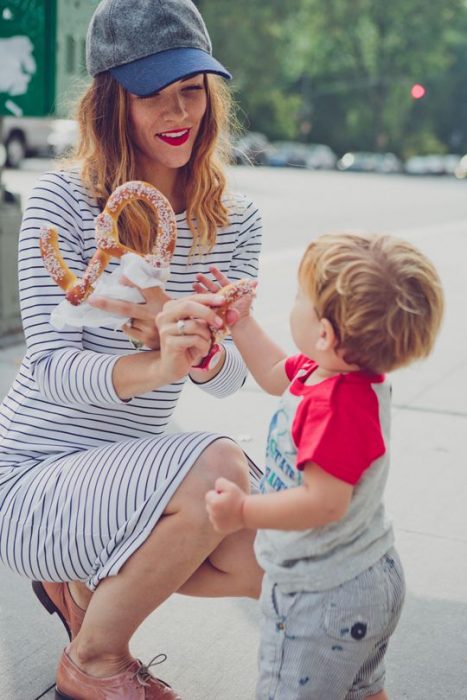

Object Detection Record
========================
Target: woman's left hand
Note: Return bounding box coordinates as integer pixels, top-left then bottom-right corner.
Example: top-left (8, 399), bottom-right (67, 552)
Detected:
top-left (89, 279), bottom-right (171, 350)
top-left (156, 293), bottom-right (224, 382)
top-left (205, 477), bottom-right (247, 534)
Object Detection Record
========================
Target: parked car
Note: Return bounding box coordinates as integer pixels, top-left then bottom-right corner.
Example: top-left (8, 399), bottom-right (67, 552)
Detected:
top-left (404, 156), bottom-right (428, 175)
top-left (267, 141), bottom-right (337, 170)
top-left (2, 117), bottom-right (55, 167)
top-left (442, 154), bottom-right (462, 176)
top-left (373, 152), bottom-right (402, 174)
top-left (337, 151), bottom-right (401, 174)
top-left (267, 141), bottom-right (311, 168)
top-left (305, 144), bottom-right (337, 170)
top-left (454, 154), bottom-right (467, 179)
top-left (404, 155), bottom-right (445, 176)
top-left (2, 117), bottom-right (79, 167)
top-left (47, 119), bottom-right (79, 157)
top-left (232, 131), bottom-right (270, 166)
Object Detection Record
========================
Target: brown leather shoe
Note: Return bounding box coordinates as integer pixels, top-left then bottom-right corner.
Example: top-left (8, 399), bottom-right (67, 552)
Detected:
top-left (32, 581), bottom-right (86, 640)
top-left (55, 647), bottom-right (182, 699)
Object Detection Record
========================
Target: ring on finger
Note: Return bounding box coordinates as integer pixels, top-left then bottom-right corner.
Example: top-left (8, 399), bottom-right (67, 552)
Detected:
top-left (176, 319), bottom-right (187, 335)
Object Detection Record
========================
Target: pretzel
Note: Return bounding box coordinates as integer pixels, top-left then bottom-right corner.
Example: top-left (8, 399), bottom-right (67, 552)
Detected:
top-left (39, 181), bottom-right (177, 306)
top-left (212, 278), bottom-right (257, 341)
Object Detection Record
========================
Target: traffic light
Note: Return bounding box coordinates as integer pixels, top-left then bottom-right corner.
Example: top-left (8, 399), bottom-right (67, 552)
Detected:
top-left (410, 83), bottom-right (426, 100)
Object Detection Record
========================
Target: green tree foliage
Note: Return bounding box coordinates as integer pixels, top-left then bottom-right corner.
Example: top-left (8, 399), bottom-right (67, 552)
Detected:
top-left (198, 0), bottom-right (300, 138)
top-left (292, 0), bottom-right (466, 155)
top-left (201, 0), bottom-right (467, 155)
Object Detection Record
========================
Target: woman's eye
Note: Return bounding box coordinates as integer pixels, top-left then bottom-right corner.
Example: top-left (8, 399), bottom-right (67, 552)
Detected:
top-left (139, 92), bottom-right (160, 101)
top-left (183, 84), bottom-right (204, 93)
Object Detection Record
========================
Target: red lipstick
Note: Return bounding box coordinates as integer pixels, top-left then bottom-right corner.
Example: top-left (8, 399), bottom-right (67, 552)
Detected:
top-left (157, 128), bottom-right (191, 146)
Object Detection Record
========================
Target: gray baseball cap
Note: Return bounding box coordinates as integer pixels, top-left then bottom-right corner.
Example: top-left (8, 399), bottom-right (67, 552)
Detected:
top-left (86, 0), bottom-right (232, 96)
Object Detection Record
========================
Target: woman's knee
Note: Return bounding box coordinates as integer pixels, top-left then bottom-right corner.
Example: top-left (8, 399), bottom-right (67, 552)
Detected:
top-left (196, 438), bottom-right (250, 490)
top-left (170, 438), bottom-right (249, 509)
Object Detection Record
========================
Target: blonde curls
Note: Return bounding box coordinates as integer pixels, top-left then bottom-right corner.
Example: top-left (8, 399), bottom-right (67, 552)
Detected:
top-left (68, 73), bottom-right (233, 253)
top-left (299, 232), bottom-right (444, 374)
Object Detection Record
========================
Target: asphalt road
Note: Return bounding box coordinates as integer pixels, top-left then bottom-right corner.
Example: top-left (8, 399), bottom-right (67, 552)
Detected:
top-left (3, 159), bottom-right (467, 252)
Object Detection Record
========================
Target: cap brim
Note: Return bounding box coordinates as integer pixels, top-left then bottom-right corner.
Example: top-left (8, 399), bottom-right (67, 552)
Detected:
top-left (110, 47), bottom-right (231, 96)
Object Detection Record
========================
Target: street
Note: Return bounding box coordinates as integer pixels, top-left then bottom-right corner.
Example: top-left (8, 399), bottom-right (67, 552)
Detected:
top-left (1, 161), bottom-right (466, 699)
top-left (4, 159), bottom-right (467, 251)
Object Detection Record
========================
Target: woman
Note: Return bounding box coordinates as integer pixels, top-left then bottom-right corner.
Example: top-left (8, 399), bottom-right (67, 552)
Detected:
top-left (0, 1), bottom-right (263, 698)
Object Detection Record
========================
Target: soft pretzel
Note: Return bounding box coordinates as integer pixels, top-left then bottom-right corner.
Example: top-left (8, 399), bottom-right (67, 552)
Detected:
top-left (212, 278), bottom-right (257, 341)
top-left (40, 181), bottom-right (177, 306)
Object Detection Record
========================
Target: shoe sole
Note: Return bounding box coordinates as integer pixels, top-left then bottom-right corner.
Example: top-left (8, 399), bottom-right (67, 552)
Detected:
top-left (32, 580), bottom-right (72, 641)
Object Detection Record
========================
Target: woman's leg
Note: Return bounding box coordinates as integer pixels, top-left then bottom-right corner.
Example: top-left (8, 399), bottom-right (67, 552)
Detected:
top-left (177, 526), bottom-right (263, 599)
top-left (69, 520), bottom-right (263, 611)
top-left (68, 581), bottom-right (93, 609)
top-left (68, 438), bottom-right (251, 677)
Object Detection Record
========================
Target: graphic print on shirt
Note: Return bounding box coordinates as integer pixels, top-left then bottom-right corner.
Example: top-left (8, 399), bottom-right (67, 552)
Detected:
top-left (260, 391), bottom-right (303, 494)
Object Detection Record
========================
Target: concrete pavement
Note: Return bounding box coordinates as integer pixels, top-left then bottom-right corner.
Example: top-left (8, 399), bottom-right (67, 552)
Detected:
top-left (0, 166), bottom-right (466, 698)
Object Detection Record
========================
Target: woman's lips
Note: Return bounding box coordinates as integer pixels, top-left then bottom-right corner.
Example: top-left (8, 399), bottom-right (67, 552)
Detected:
top-left (157, 128), bottom-right (191, 146)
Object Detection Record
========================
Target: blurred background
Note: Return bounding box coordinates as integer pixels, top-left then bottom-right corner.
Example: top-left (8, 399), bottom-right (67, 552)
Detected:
top-left (2, 0), bottom-right (467, 177)
top-left (204, 0), bottom-right (467, 178)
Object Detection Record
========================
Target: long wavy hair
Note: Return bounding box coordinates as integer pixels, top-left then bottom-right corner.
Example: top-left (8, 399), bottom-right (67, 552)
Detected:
top-left (70, 72), bottom-right (234, 253)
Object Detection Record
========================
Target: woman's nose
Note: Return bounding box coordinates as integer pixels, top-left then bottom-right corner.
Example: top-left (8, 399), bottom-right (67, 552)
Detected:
top-left (163, 93), bottom-right (188, 121)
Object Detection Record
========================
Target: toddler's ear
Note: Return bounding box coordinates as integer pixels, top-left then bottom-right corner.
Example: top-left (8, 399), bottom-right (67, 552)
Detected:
top-left (316, 318), bottom-right (337, 351)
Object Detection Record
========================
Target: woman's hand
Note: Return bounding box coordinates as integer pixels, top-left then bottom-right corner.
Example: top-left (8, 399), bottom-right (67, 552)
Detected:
top-left (156, 293), bottom-right (225, 383)
top-left (89, 279), bottom-right (171, 350)
top-left (205, 477), bottom-right (247, 534)
top-left (194, 266), bottom-right (256, 327)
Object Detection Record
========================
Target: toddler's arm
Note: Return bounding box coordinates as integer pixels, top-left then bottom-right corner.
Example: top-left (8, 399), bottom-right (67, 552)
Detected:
top-left (206, 461), bottom-right (353, 534)
top-left (231, 313), bottom-right (288, 395)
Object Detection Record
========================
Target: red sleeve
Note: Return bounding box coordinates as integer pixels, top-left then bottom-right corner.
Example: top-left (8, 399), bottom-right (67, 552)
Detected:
top-left (292, 375), bottom-right (386, 485)
top-left (285, 354), bottom-right (317, 381)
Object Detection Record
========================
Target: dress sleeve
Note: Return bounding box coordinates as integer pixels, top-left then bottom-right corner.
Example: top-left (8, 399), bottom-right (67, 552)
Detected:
top-left (19, 171), bottom-right (124, 406)
top-left (194, 196), bottom-right (263, 398)
top-left (228, 197), bottom-right (262, 282)
top-left (293, 376), bottom-right (386, 484)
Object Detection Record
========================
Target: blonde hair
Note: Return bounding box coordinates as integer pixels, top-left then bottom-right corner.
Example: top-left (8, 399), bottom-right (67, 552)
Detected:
top-left (69, 73), bottom-right (233, 253)
top-left (298, 232), bottom-right (444, 373)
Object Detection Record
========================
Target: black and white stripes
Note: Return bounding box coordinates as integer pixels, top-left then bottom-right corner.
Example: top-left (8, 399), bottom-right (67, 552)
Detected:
top-left (0, 169), bottom-right (262, 463)
top-left (0, 431), bottom-right (223, 588)
top-left (0, 169), bottom-right (262, 586)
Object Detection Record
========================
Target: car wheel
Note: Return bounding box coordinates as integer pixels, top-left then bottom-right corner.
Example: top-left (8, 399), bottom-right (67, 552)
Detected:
top-left (5, 133), bottom-right (26, 168)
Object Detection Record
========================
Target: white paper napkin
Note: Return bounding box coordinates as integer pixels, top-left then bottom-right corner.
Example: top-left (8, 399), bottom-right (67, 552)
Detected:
top-left (50, 253), bottom-right (170, 330)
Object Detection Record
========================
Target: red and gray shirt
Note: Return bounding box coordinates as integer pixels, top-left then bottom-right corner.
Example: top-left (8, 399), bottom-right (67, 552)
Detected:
top-left (255, 354), bottom-right (394, 592)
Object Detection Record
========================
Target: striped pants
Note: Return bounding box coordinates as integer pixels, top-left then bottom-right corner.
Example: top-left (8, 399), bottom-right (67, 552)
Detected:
top-left (257, 549), bottom-right (405, 699)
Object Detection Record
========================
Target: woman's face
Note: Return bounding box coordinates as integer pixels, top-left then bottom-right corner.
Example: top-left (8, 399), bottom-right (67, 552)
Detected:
top-left (127, 74), bottom-right (208, 173)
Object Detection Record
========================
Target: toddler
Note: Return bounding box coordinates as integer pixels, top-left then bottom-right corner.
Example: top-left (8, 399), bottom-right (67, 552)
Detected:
top-left (205, 232), bottom-right (444, 700)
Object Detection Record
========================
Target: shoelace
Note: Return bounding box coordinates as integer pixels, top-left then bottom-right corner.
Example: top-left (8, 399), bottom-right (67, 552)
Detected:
top-left (133, 653), bottom-right (168, 687)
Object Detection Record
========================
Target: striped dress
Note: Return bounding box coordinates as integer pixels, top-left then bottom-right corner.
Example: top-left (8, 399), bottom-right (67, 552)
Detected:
top-left (0, 170), bottom-right (262, 589)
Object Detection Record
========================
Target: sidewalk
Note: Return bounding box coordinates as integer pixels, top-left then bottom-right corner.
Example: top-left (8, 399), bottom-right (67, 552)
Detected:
top-left (0, 183), bottom-right (466, 698)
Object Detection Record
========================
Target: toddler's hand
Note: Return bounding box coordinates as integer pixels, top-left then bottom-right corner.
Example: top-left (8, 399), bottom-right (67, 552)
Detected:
top-left (193, 266), bottom-right (256, 327)
top-left (205, 477), bottom-right (247, 534)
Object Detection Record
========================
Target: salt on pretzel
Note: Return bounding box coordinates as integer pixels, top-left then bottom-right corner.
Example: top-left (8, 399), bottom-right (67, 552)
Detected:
top-left (212, 278), bottom-right (257, 342)
top-left (39, 181), bottom-right (177, 306)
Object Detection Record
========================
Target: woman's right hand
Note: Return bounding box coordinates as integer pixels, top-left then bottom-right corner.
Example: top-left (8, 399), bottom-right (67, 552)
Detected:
top-left (156, 293), bottom-right (225, 383)
top-left (89, 282), bottom-right (171, 350)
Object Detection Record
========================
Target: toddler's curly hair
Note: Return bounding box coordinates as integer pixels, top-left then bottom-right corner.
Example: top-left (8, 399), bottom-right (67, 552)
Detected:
top-left (298, 232), bottom-right (444, 374)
